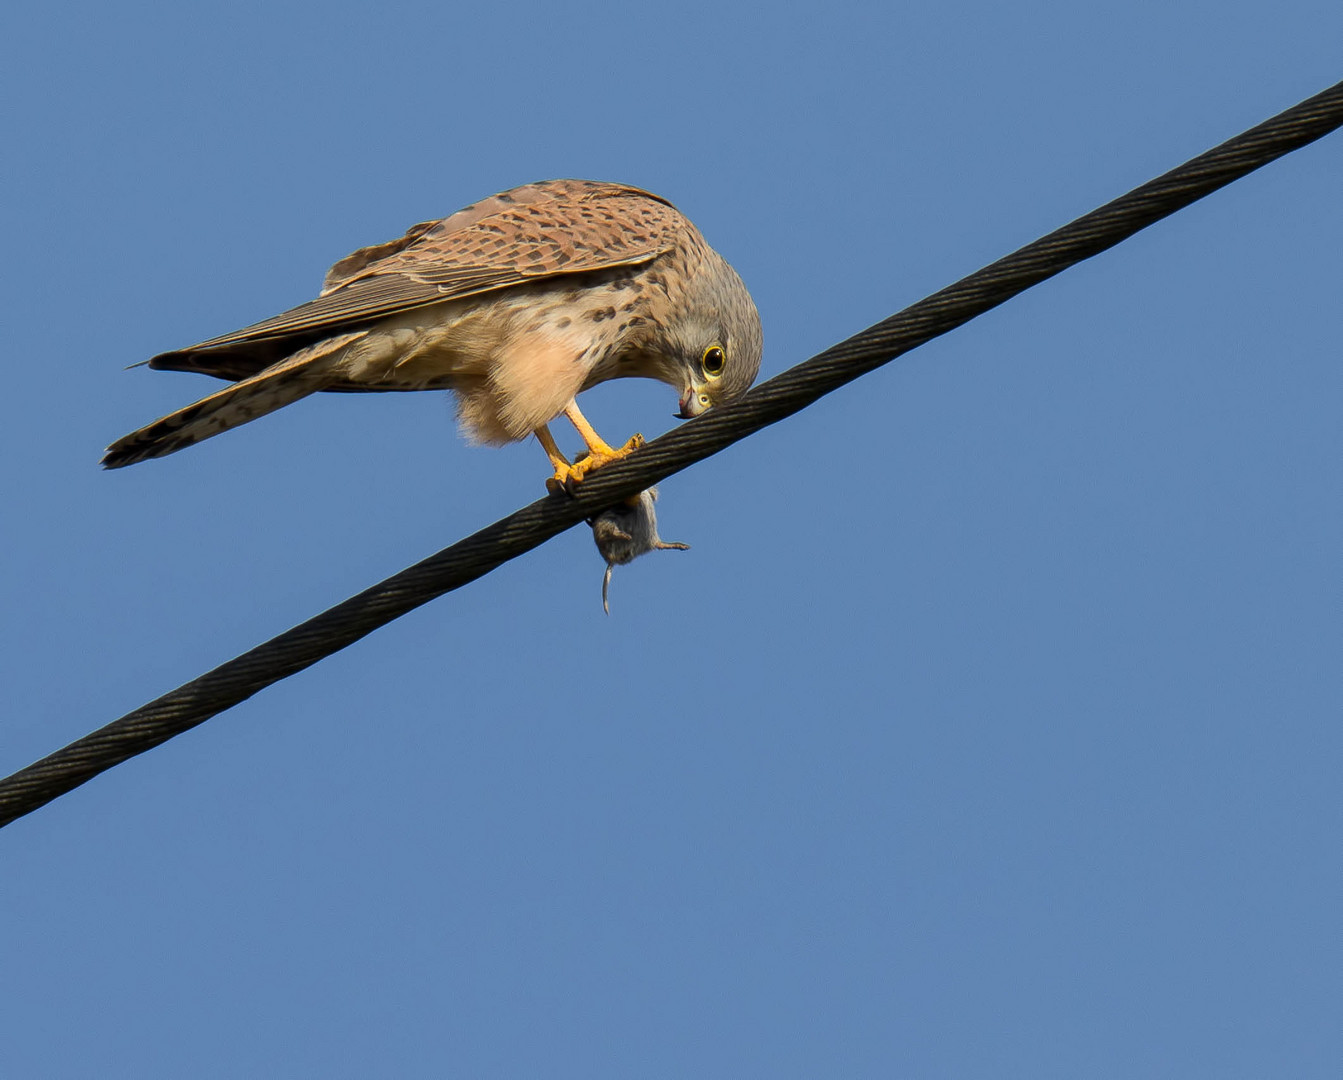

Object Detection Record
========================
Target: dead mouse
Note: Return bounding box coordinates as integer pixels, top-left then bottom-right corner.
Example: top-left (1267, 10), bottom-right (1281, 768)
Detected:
top-left (588, 488), bottom-right (690, 614)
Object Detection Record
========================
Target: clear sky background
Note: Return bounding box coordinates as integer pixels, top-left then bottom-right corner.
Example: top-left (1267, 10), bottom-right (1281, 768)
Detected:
top-left (2, 2), bottom-right (1339, 1076)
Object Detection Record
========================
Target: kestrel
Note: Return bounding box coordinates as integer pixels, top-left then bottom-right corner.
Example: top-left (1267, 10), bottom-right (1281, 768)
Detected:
top-left (103, 179), bottom-right (763, 490)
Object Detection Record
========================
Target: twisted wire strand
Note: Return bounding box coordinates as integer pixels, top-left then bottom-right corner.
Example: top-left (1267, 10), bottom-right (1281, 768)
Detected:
top-left (3, 79), bottom-right (1341, 829)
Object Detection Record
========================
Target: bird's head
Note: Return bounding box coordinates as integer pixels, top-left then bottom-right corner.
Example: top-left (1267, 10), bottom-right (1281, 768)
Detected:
top-left (670, 253), bottom-right (763, 419)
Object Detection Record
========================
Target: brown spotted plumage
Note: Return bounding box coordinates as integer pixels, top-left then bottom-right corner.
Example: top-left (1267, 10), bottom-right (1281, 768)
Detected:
top-left (104, 179), bottom-right (763, 488)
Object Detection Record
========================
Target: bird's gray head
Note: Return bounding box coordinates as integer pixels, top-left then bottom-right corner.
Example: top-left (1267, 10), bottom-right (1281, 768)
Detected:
top-left (669, 252), bottom-right (763, 419)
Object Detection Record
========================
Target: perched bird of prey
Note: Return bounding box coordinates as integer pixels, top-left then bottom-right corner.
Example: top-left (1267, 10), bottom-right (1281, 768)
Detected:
top-left (103, 179), bottom-right (763, 490)
top-left (589, 487), bottom-right (690, 614)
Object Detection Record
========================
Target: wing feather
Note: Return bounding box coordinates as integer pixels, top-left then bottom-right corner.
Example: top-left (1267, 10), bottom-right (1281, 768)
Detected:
top-left (149, 180), bottom-right (685, 384)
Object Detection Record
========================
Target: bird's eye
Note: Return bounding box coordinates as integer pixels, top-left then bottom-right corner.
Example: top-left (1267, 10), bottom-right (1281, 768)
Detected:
top-left (702, 345), bottom-right (725, 377)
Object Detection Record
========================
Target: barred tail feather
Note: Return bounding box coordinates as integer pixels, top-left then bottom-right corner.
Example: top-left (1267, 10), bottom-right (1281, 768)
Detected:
top-left (102, 332), bottom-right (367, 468)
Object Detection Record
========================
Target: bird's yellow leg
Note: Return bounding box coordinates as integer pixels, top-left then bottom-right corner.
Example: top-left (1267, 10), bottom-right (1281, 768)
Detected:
top-left (561, 400), bottom-right (644, 486)
top-left (535, 424), bottom-right (576, 494)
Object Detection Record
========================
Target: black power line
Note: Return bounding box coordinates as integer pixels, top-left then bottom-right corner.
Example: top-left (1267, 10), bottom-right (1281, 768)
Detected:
top-left (3, 79), bottom-right (1341, 830)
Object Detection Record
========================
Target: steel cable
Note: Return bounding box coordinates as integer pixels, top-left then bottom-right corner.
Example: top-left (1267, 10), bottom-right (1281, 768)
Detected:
top-left (3, 78), bottom-right (1341, 829)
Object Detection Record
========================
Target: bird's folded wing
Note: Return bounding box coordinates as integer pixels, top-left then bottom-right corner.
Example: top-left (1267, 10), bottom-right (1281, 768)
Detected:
top-left (150, 181), bottom-right (684, 382)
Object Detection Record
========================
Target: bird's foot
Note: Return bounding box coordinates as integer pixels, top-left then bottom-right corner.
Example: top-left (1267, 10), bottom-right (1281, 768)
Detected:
top-left (545, 433), bottom-right (645, 495)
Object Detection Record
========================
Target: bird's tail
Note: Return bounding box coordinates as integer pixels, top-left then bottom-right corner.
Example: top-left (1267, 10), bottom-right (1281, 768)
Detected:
top-left (102, 331), bottom-right (368, 468)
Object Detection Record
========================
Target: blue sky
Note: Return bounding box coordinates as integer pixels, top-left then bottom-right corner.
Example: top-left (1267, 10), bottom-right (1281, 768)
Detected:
top-left (2, 2), bottom-right (1340, 1076)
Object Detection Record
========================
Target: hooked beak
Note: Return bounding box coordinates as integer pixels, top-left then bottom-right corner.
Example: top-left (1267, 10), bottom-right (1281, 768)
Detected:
top-left (676, 387), bottom-right (712, 419)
